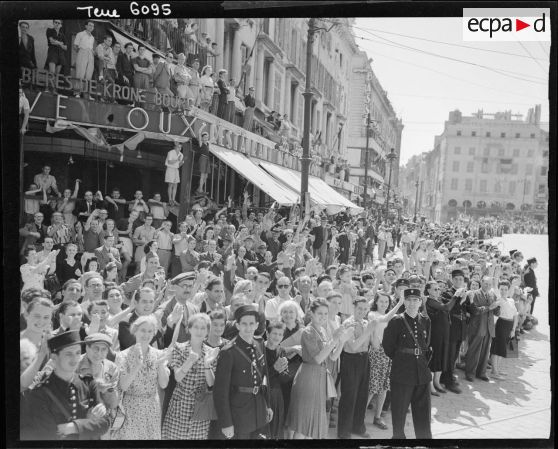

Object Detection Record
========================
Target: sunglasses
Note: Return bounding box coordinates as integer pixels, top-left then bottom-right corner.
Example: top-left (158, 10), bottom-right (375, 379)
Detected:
top-left (278, 284), bottom-right (290, 289)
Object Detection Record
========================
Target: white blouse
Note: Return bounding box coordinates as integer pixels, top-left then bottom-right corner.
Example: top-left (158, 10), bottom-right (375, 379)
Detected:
top-left (499, 297), bottom-right (518, 320)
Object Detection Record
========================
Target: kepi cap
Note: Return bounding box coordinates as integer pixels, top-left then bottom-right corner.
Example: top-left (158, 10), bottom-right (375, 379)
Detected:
top-left (234, 304), bottom-right (260, 322)
top-left (171, 271), bottom-right (197, 285)
top-left (48, 330), bottom-right (83, 353)
top-left (403, 288), bottom-right (422, 299)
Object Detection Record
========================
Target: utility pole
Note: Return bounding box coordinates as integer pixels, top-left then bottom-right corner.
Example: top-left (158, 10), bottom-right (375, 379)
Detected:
top-left (301, 18), bottom-right (317, 217)
top-left (384, 148), bottom-right (397, 219)
top-left (363, 112), bottom-right (371, 211)
top-left (413, 179), bottom-right (419, 222)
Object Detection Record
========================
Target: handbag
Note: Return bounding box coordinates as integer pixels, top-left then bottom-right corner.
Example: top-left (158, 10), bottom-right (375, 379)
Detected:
top-left (44, 273), bottom-right (61, 295)
top-left (506, 337), bottom-right (519, 358)
top-left (192, 388), bottom-right (218, 421)
top-left (325, 369), bottom-right (337, 399)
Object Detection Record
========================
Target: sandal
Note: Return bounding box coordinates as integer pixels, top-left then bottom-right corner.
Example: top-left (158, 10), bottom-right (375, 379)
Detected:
top-left (373, 417), bottom-right (388, 430)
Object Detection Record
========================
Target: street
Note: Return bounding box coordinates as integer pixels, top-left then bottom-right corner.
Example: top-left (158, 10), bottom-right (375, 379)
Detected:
top-left (328, 233), bottom-right (551, 439)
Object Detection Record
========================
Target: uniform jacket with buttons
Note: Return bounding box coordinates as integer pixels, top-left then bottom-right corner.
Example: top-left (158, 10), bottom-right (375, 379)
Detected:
top-left (213, 335), bottom-right (270, 434)
top-left (20, 372), bottom-right (110, 440)
top-left (442, 286), bottom-right (467, 341)
top-left (382, 313), bottom-right (432, 386)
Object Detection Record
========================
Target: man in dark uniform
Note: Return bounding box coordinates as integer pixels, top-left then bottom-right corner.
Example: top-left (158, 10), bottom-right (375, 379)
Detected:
top-left (523, 257), bottom-right (539, 315)
top-left (382, 288), bottom-right (432, 439)
top-left (213, 304), bottom-right (273, 439)
top-left (20, 331), bottom-right (110, 440)
top-left (439, 269), bottom-right (468, 394)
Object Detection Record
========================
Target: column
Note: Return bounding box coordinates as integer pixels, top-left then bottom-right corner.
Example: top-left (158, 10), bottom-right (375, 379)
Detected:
top-left (215, 18), bottom-right (225, 71)
top-left (178, 140), bottom-right (194, 221)
top-left (267, 58), bottom-right (275, 109)
top-left (231, 24), bottom-right (242, 82)
top-left (223, 29), bottom-right (231, 74)
top-left (255, 46), bottom-right (264, 104)
top-left (284, 72), bottom-right (291, 118)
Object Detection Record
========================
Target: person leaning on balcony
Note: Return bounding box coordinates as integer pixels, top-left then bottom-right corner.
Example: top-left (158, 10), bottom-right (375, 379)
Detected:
top-left (116, 43), bottom-right (135, 86)
top-left (226, 78), bottom-right (237, 123)
top-left (199, 65), bottom-right (214, 112)
top-left (74, 20), bottom-right (95, 90)
top-left (216, 69), bottom-right (229, 119)
top-left (132, 45), bottom-right (152, 90)
top-left (173, 53), bottom-right (191, 104)
top-left (243, 87), bottom-right (256, 131)
top-left (186, 58), bottom-right (201, 107)
top-left (153, 53), bottom-right (174, 99)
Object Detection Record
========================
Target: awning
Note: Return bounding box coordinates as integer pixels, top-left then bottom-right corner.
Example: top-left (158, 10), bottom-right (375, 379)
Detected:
top-left (209, 145), bottom-right (299, 205)
top-left (259, 161), bottom-right (363, 215)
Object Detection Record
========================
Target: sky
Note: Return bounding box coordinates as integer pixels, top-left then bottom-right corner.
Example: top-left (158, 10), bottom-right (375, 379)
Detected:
top-left (352, 17), bottom-right (550, 165)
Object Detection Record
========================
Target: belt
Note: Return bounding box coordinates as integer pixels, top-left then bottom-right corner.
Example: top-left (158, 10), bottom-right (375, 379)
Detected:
top-left (498, 317), bottom-right (514, 322)
top-left (342, 351), bottom-right (368, 356)
top-left (398, 347), bottom-right (423, 356)
top-left (236, 386), bottom-right (261, 395)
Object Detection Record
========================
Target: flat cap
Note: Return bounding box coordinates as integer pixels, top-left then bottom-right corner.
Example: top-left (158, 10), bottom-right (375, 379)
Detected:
top-left (84, 333), bottom-right (113, 348)
top-left (451, 269), bottom-right (465, 278)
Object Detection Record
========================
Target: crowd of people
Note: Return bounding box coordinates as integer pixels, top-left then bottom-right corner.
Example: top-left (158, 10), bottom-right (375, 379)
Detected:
top-left (18, 161), bottom-right (544, 440)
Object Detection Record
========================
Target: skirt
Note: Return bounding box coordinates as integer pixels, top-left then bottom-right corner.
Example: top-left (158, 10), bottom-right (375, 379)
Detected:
top-left (491, 318), bottom-right (514, 357)
top-left (165, 167), bottom-right (180, 183)
top-left (368, 345), bottom-right (391, 395)
top-left (287, 362), bottom-right (328, 439)
top-left (198, 154), bottom-right (211, 174)
top-left (268, 386), bottom-right (285, 439)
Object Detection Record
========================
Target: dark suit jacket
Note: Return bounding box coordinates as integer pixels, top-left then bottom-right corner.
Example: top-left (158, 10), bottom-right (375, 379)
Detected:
top-left (217, 78), bottom-right (229, 100)
top-left (116, 52), bottom-right (134, 84)
top-left (73, 199), bottom-right (101, 223)
top-left (19, 34), bottom-right (37, 69)
top-left (382, 313), bottom-right (432, 386)
top-left (466, 289), bottom-right (497, 338)
top-left (244, 94), bottom-right (256, 108)
top-left (523, 268), bottom-right (539, 298)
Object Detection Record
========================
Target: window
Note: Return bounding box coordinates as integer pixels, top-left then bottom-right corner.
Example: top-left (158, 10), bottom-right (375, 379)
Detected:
top-left (530, 133), bottom-right (536, 138)
top-left (454, 146), bottom-right (461, 155)
top-left (483, 147), bottom-right (490, 156)
top-left (465, 179), bottom-right (473, 191)
top-left (263, 59), bottom-right (271, 106)
top-left (498, 147), bottom-right (505, 156)
top-left (543, 150), bottom-right (549, 158)
top-left (513, 148), bottom-right (520, 157)
top-left (457, 130), bottom-right (462, 136)
top-left (452, 161), bottom-right (460, 172)
top-left (527, 149), bottom-right (534, 157)
top-left (481, 158), bottom-right (490, 173)
top-left (525, 164), bottom-right (533, 175)
top-left (263, 18), bottom-right (270, 34)
top-left (273, 72), bottom-right (282, 112)
top-left (540, 166), bottom-right (547, 176)
top-left (451, 178), bottom-right (458, 190)
top-left (524, 181), bottom-right (531, 195)
top-left (501, 132), bottom-right (506, 138)
top-left (515, 133), bottom-right (521, 138)
top-left (467, 161), bottom-right (474, 172)
top-left (469, 147), bottom-right (475, 155)
top-left (480, 180), bottom-right (487, 192)
top-left (494, 181), bottom-right (501, 193)
top-left (509, 181), bottom-right (516, 194)
top-left (486, 132), bottom-right (491, 137)
top-left (290, 29), bottom-right (297, 63)
top-left (472, 131), bottom-right (476, 137)
top-left (538, 184), bottom-right (546, 194)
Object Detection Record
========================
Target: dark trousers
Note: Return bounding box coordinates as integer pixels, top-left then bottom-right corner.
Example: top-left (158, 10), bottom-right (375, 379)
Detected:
top-left (465, 331), bottom-right (491, 377)
top-left (390, 381), bottom-right (432, 439)
top-left (441, 337), bottom-right (462, 386)
top-left (338, 351), bottom-right (369, 436)
top-left (235, 425), bottom-right (269, 439)
top-left (529, 296), bottom-right (537, 315)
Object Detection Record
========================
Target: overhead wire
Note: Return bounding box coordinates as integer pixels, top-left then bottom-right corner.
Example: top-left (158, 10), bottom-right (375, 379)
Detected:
top-left (515, 40), bottom-right (548, 75)
top-left (321, 18), bottom-right (548, 83)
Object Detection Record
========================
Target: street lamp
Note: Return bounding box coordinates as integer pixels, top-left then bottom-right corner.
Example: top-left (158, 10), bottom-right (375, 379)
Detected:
top-left (413, 179), bottom-right (420, 222)
top-left (384, 147), bottom-right (397, 219)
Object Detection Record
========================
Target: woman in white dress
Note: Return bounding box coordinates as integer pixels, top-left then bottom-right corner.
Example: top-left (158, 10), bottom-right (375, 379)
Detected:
top-left (165, 142), bottom-right (184, 206)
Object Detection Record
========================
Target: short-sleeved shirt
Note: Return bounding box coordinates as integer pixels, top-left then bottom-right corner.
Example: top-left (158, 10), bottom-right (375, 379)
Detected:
top-left (499, 297), bottom-right (518, 320)
top-left (265, 296), bottom-right (292, 321)
top-left (342, 315), bottom-right (369, 353)
top-left (74, 30), bottom-right (94, 51)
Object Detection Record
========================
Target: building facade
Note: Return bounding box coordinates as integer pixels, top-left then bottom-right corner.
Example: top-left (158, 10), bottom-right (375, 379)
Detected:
top-left (346, 50), bottom-right (404, 211)
top-left (400, 106), bottom-right (548, 223)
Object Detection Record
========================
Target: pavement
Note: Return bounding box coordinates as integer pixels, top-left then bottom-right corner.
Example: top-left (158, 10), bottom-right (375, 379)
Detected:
top-left (327, 234), bottom-right (551, 440)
